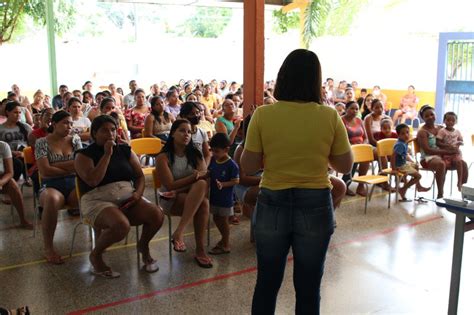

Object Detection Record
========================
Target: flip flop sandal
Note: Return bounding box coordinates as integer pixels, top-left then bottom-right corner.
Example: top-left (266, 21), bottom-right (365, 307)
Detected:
top-left (142, 259), bottom-right (160, 273)
top-left (399, 197), bottom-right (413, 202)
top-left (45, 254), bottom-right (65, 265)
top-left (171, 239), bottom-right (187, 252)
top-left (90, 268), bottom-right (121, 279)
top-left (194, 256), bottom-right (213, 269)
top-left (209, 246), bottom-right (231, 255)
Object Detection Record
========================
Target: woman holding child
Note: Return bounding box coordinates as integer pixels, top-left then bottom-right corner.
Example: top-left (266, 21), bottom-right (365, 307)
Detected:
top-left (417, 105), bottom-right (468, 198)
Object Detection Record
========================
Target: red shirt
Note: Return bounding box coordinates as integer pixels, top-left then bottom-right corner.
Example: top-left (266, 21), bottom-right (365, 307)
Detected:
top-left (374, 131), bottom-right (398, 141)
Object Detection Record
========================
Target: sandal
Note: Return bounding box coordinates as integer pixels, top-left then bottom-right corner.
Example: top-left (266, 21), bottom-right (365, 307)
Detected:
top-left (142, 259), bottom-right (160, 273)
top-left (194, 256), bottom-right (213, 268)
top-left (171, 238), bottom-right (187, 252)
top-left (90, 268), bottom-right (121, 279)
top-left (399, 197), bottom-right (413, 202)
top-left (209, 245), bottom-right (230, 255)
top-left (229, 215), bottom-right (240, 225)
top-left (45, 254), bottom-right (65, 265)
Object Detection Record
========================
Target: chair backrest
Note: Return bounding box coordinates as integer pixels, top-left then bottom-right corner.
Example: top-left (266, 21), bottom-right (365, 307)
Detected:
top-left (413, 138), bottom-right (421, 154)
top-left (23, 146), bottom-right (35, 164)
top-left (351, 144), bottom-right (375, 163)
top-left (376, 138), bottom-right (397, 158)
top-left (152, 168), bottom-right (161, 190)
top-left (130, 138), bottom-right (162, 155)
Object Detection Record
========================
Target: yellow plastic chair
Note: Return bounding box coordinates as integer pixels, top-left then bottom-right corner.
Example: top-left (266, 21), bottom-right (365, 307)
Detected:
top-left (351, 144), bottom-right (391, 214)
top-left (376, 138), bottom-right (403, 202)
top-left (152, 169), bottom-right (210, 259)
top-left (69, 177), bottom-right (140, 268)
top-left (130, 138), bottom-right (162, 176)
top-left (413, 140), bottom-right (436, 199)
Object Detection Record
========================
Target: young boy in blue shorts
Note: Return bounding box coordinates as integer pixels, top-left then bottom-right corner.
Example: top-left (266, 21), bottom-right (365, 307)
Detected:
top-left (208, 133), bottom-right (239, 254)
top-left (392, 123), bottom-right (429, 201)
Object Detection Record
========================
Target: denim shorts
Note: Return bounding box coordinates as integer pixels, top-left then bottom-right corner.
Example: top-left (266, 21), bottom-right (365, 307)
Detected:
top-left (41, 175), bottom-right (76, 199)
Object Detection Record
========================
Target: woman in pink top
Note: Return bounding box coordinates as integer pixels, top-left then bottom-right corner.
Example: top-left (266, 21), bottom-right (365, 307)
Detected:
top-left (342, 101), bottom-right (369, 196)
top-left (392, 85), bottom-right (419, 125)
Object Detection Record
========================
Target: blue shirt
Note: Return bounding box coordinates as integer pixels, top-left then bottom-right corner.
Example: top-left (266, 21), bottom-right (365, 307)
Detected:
top-left (393, 139), bottom-right (408, 168)
top-left (208, 157), bottom-right (239, 208)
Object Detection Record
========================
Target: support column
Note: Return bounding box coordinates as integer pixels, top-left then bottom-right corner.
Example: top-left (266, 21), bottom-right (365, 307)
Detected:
top-left (243, 0), bottom-right (265, 118)
top-left (46, 0), bottom-right (58, 97)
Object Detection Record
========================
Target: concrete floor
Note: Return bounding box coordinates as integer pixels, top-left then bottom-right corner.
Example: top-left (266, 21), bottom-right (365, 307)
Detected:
top-left (1, 173), bottom-right (474, 315)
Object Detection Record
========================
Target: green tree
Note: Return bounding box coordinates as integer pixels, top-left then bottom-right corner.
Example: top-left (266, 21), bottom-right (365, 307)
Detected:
top-left (181, 7), bottom-right (232, 38)
top-left (272, 0), bottom-right (369, 48)
top-left (23, 0), bottom-right (76, 37)
top-left (0, 0), bottom-right (28, 45)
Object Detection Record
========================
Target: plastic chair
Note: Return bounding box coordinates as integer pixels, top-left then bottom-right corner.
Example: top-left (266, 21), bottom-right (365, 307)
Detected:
top-left (351, 144), bottom-right (391, 214)
top-left (413, 140), bottom-right (436, 199)
top-left (69, 177), bottom-right (140, 268)
top-left (130, 138), bottom-right (162, 175)
top-left (376, 138), bottom-right (403, 202)
top-left (21, 146), bottom-right (37, 211)
top-left (152, 168), bottom-right (210, 259)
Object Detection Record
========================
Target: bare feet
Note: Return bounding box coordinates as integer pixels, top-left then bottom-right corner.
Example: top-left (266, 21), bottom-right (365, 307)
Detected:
top-left (416, 184), bottom-right (431, 193)
top-left (89, 251), bottom-right (109, 272)
top-left (399, 186), bottom-right (407, 200)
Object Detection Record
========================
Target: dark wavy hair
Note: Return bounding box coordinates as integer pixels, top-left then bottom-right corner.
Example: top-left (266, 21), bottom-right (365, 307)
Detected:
top-left (179, 101), bottom-right (201, 119)
top-left (67, 97), bottom-right (82, 108)
top-left (274, 49), bottom-right (322, 103)
top-left (90, 114), bottom-right (118, 141)
top-left (4, 101), bottom-right (29, 141)
top-left (345, 101), bottom-right (358, 110)
top-left (150, 96), bottom-right (170, 124)
top-left (160, 119), bottom-right (202, 168)
top-left (47, 110), bottom-right (71, 133)
top-left (419, 104), bottom-right (434, 120)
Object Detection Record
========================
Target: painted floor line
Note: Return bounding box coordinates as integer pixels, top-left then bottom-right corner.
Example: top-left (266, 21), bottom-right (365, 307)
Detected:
top-left (67, 214), bottom-right (443, 315)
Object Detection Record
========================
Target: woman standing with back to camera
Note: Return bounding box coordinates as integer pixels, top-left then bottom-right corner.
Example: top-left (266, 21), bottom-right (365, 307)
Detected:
top-left (241, 49), bottom-right (353, 314)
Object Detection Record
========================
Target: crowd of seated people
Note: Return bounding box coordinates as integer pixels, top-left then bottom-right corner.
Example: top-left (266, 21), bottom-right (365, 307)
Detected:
top-left (0, 76), bottom-right (470, 276)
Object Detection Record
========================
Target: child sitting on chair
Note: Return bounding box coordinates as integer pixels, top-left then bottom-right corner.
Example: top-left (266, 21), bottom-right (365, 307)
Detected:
top-left (392, 123), bottom-right (429, 201)
top-left (374, 118), bottom-right (398, 141)
top-left (208, 133), bottom-right (239, 255)
top-left (436, 112), bottom-right (464, 191)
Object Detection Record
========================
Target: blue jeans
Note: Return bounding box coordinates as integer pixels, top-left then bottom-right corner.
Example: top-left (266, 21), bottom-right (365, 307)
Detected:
top-left (252, 188), bottom-right (334, 315)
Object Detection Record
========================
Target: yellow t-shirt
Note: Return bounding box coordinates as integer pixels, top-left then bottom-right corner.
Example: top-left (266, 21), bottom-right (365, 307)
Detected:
top-left (245, 101), bottom-right (351, 190)
top-left (201, 93), bottom-right (217, 110)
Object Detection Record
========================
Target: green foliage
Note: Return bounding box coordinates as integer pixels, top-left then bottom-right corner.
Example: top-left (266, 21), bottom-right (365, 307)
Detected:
top-left (0, 0), bottom-right (28, 45)
top-left (272, 9), bottom-right (299, 34)
top-left (303, 0), bottom-right (331, 48)
top-left (23, 0), bottom-right (76, 36)
top-left (322, 0), bottom-right (369, 36)
top-left (180, 7), bottom-right (232, 38)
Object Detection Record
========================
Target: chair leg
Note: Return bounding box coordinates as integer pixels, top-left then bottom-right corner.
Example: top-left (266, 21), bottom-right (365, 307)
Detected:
top-left (207, 215), bottom-right (211, 247)
top-left (33, 202), bottom-right (38, 238)
top-left (450, 171), bottom-right (454, 196)
top-left (168, 214), bottom-right (172, 260)
top-left (136, 226), bottom-right (140, 269)
top-left (90, 226), bottom-right (96, 250)
top-left (364, 185), bottom-right (369, 214)
top-left (10, 205), bottom-right (15, 225)
top-left (70, 222), bottom-right (83, 258)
